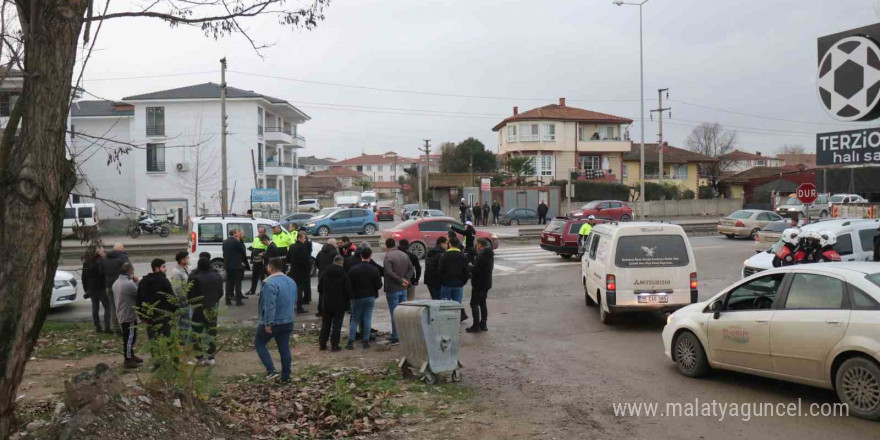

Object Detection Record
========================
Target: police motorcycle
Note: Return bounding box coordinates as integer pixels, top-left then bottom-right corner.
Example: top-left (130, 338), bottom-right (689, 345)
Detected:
top-left (128, 211), bottom-right (173, 238)
top-left (772, 228), bottom-right (801, 267)
top-left (796, 230), bottom-right (841, 264)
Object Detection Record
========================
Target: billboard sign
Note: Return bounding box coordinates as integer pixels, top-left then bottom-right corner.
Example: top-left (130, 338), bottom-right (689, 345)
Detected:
top-left (817, 23), bottom-right (880, 122)
top-left (480, 178), bottom-right (491, 192)
top-left (816, 127), bottom-right (880, 165)
top-left (250, 188), bottom-right (281, 220)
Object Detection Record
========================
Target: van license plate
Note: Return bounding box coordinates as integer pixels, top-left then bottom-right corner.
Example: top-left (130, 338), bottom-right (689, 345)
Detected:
top-left (638, 295), bottom-right (668, 304)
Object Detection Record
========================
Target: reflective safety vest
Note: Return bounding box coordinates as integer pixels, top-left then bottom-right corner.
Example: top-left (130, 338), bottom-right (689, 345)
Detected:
top-left (287, 229), bottom-right (298, 244)
top-left (272, 231), bottom-right (288, 249)
top-left (252, 236), bottom-right (267, 251)
top-left (578, 223), bottom-right (592, 236)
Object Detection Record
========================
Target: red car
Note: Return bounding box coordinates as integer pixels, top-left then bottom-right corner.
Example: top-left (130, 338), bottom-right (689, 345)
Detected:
top-left (381, 217), bottom-right (499, 259)
top-left (375, 206), bottom-right (395, 222)
top-left (567, 200), bottom-right (632, 221)
top-left (540, 217), bottom-right (609, 258)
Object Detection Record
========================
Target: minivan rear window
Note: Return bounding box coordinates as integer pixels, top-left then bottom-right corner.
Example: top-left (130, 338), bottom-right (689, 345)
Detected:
top-left (543, 220), bottom-right (566, 234)
top-left (615, 235), bottom-right (689, 268)
top-left (198, 223), bottom-right (224, 243)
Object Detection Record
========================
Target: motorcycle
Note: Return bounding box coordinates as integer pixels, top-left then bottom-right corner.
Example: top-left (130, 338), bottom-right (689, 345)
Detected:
top-left (128, 213), bottom-right (173, 238)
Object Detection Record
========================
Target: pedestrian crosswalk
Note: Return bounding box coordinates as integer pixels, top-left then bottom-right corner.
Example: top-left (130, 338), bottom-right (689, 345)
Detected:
top-left (492, 246), bottom-right (581, 274)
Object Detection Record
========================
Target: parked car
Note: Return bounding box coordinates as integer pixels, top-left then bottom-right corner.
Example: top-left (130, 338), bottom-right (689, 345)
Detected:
top-left (312, 207), bottom-right (340, 219)
top-left (51, 270), bottom-right (78, 308)
top-left (568, 200), bottom-right (632, 221)
top-left (375, 206), bottom-right (395, 221)
top-left (62, 203), bottom-right (99, 236)
top-left (754, 220), bottom-right (791, 249)
top-left (406, 209), bottom-right (445, 219)
top-left (188, 214), bottom-right (321, 277)
top-left (742, 218), bottom-right (880, 278)
top-left (401, 204), bottom-right (421, 220)
top-left (717, 209), bottom-right (783, 239)
top-left (302, 208), bottom-right (378, 236)
top-left (280, 213), bottom-right (314, 229)
top-left (296, 198), bottom-right (321, 213)
top-left (540, 217), bottom-right (588, 259)
top-left (775, 194), bottom-right (831, 219)
top-left (582, 222), bottom-right (698, 324)
top-left (663, 263), bottom-right (880, 421)
top-left (380, 217), bottom-right (499, 259)
top-left (830, 193), bottom-right (868, 206)
top-left (498, 208), bottom-right (539, 226)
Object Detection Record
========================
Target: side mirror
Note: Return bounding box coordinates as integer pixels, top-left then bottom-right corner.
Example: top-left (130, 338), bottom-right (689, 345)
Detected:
top-left (709, 300), bottom-right (723, 319)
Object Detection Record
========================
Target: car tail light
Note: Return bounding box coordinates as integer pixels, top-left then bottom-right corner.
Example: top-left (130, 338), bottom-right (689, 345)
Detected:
top-left (394, 233), bottom-right (402, 239)
top-left (190, 232), bottom-right (197, 253)
top-left (606, 274), bottom-right (616, 293)
top-left (735, 220), bottom-right (745, 227)
top-left (690, 272), bottom-right (698, 290)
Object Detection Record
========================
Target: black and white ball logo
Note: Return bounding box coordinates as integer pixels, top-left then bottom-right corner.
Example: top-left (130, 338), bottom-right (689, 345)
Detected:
top-left (817, 35), bottom-right (880, 121)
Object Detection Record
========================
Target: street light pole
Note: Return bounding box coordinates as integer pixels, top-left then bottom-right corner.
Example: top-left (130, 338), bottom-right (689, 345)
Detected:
top-left (614, 0), bottom-right (650, 220)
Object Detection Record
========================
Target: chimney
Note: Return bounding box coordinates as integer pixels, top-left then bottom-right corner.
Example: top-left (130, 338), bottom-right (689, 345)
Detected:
top-left (559, 97), bottom-right (566, 107)
top-left (513, 106), bottom-right (518, 115)
top-left (756, 151), bottom-right (762, 156)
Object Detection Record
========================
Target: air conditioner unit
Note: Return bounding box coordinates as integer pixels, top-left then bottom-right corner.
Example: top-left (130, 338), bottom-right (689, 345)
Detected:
top-left (176, 162), bottom-right (190, 172)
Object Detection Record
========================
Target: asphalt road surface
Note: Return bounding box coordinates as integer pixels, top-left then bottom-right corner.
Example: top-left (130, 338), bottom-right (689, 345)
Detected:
top-left (46, 235), bottom-right (877, 437)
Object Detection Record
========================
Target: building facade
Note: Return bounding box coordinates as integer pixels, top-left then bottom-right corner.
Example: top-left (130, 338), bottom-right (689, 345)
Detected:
top-left (71, 82), bottom-right (309, 221)
top-left (299, 155), bottom-right (335, 173)
top-left (493, 98), bottom-right (633, 183)
top-left (720, 150), bottom-right (784, 173)
top-left (333, 151), bottom-right (437, 183)
top-left (621, 143), bottom-right (715, 193)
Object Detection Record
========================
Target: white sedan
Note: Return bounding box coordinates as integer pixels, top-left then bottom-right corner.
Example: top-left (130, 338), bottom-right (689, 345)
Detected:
top-left (51, 270), bottom-right (78, 308)
top-left (662, 263), bottom-right (880, 420)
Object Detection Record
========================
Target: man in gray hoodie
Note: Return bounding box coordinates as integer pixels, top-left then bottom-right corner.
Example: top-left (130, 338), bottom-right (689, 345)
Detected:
top-left (382, 238), bottom-right (414, 345)
top-left (102, 243), bottom-right (130, 333)
top-left (113, 262), bottom-right (142, 368)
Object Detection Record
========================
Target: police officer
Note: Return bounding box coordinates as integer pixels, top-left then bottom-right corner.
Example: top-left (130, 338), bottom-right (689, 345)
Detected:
top-left (578, 215), bottom-right (597, 248)
top-left (271, 223), bottom-right (289, 252)
top-left (248, 226), bottom-right (268, 295)
top-left (286, 222), bottom-right (299, 247)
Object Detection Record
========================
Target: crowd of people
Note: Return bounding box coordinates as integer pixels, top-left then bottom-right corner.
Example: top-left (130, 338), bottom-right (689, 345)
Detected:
top-left (81, 218), bottom-right (495, 382)
top-left (459, 198), bottom-right (502, 226)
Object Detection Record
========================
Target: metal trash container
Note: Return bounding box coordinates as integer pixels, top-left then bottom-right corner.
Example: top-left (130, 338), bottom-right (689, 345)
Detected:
top-left (394, 299), bottom-right (464, 384)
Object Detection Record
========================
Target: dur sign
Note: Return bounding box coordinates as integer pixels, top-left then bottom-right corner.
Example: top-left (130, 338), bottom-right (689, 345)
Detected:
top-left (816, 127), bottom-right (880, 165)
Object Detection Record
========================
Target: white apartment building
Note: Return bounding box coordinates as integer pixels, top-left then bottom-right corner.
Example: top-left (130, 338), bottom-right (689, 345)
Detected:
top-left (71, 82), bottom-right (309, 222)
top-left (493, 98), bottom-right (633, 183)
top-left (720, 150), bottom-right (784, 172)
top-left (332, 151), bottom-right (439, 183)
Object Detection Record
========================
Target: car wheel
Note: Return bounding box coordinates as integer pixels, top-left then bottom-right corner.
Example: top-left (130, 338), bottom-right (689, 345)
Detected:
top-left (835, 357), bottom-right (880, 420)
top-left (210, 259), bottom-right (227, 281)
top-left (674, 331), bottom-right (710, 378)
top-left (409, 242), bottom-right (427, 259)
top-left (620, 214), bottom-right (631, 222)
top-left (317, 226), bottom-right (330, 236)
top-left (364, 224), bottom-right (377, 235)
top-left (725, 234), bottom-right (735, 239)
top-left (310, 208), bottom-right (316, 213)
top-left (749, 228), bottom-right (759, 239)
top-left (560, 253), bottom-right (572, 259)
top-left (584, 279), bottom-right (596, 307)
top-left (510, 219), bottom-right (519, 226)
top-left (820, 210), bottom-right (829, 218)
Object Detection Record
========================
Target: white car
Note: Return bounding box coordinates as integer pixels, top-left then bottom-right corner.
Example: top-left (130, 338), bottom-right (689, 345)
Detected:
top-left (742, 218), bottom-right (880, 277)
top-left (296, 199), bottom-right (322, 213)
top-left (51, 270), bottom-right (78, 308)
top-left (830, 194), bottom-right (868, 206)
top-left (662, 263), bottom-right (880, 420)
top-left (582, 222), bottom-right (698, 324)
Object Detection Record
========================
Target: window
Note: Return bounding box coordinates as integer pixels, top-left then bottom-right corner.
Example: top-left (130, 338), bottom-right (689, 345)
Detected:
top-left (580, 155), bottom-right (601, 170)
top-left (78, 207), bottom-right (93, 218)
top-left (541, 124), bottom-right (556, 141)
top-left (858, 228), bottom-right (876, 252)
top-left (622, 164), bottom-right (628, 180)
top-left (835, 233), bottom-right (853, 256)
top-left (588, 235), bottom-right (601, 260)
top-left (378, 165), bottom-right (384, 172)
top-left (146, 143), bottom-right (165, 172)
top-left (615, 235), bottom-right (689, 268)
top-left (418, 221), bottom-right (451, 232)
top-left (756, 160), bottom-right (767, 167)
top-left (226, 223), bottom-right (254, 242)
top-left (850, 285), bottom-right (880, 310)
top-left (64, 207), bottom-right (76, 219)
top-left (568, 222), bottom-right (585, 234)
top-left (0, 93), bottom-right (18, 117)
top-left (724, 273), bottom-right (784, 311)
top-left (146, 107), bottom-right (165, 136)
top-left (784, 273), bottom-right (845, 309)
top-left (507, 125), bottom-right (517, 142)
top-left (756, 212), bottom-right (772, 221)
top-left (578, 125), bottom-right (585, 141)
top-left (365, 165), bottom-right (372, 171)
top-left (257, 143), bottom-right (264, 171)
top-left (330, 210), bottom-right (352, 220)
top-left (605, 126), bottom-right (614, 140)
top-left (257, 108), bottom-right (264, 136)
top-left (198, 223), bottom-right (223, 243)
top-left (539, 154), bottom-right (554, 177)
top-left (520, 123), bottom-right (539, 141)
top-left (672, 165), bottom-right (688, 179)
top-left (644, 163), bottom-right (659, 179)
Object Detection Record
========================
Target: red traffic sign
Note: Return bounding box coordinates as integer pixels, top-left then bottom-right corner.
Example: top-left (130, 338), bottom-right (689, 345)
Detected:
top-left (796, 183), bottom-right (818, 205)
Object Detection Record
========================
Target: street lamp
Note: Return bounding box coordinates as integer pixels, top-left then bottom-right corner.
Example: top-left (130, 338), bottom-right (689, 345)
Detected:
top-left (613, 0), bottom-right (650, 220)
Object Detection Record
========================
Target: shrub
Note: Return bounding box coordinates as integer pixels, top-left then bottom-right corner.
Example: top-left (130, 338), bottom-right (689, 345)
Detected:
top-left (572, 181), bottom-right (630, 202)
top-left (636, 182), bottom-right (681, 201)
top-left (697, 185), bottom-right (716, 200)
top-left (682, 189), bottom-right (695, 200)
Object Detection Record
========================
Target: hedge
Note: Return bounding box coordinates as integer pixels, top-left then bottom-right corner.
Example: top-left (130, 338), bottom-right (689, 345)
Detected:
top-left (572, 181), bottom-right (631, 202)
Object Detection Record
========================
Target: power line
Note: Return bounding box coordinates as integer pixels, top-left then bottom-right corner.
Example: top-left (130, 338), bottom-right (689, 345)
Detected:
top-left (670, 98), bottom-right (867, 128)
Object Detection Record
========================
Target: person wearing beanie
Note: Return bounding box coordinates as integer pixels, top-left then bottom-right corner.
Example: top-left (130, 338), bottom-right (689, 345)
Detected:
top-left (137, 258), bottom-right (177, 342)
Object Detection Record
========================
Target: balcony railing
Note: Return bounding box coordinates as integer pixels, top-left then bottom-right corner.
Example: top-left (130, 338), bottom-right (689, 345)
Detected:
top-left (265, 127), bottom-right (292, 135)
top-left (265, 161), bottom-right (294, 168)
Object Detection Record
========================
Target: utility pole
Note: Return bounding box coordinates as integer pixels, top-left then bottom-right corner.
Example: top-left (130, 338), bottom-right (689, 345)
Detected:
top-left (220, 57), bottom-right (229, 215)
top-left (420, 139), bottom-right (431, 202)
top-left (417, 162), bottom-right (423, 214)
top-left (650, 88), bottom-right (671, 186)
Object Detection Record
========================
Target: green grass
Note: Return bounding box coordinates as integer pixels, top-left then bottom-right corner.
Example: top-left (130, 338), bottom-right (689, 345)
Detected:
top-left (34, 322), bottom-right (119, 359)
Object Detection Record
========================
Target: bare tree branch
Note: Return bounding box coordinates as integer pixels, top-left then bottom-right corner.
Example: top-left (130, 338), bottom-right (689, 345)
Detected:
top-left (685, 122), bottom-right (737, 191)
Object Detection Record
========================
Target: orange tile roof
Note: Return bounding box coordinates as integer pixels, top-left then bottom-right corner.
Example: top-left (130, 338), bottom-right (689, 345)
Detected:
top-left (492, 101), bottom-right (632, 131)
top-left (310, 167), bottom-right (367, 178)
top-left (370, 181), bottom-right (401, 189)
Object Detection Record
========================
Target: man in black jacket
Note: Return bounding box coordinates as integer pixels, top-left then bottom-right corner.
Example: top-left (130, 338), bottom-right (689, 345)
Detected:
top-left (347, 247), bottom-right (382, 349)
top-left (314, 238), bottom-right (339, 316)
top-left (222, 229), bottom-right (250, 306)
top-left (423, 237), bottom-right (447, 300)
top-left (318, 256), bottom-right (351, 351)
top-left (261, 234), bottom-right (284, 267)
top-left (467, 238), bottom-right (494, 333)
top-left (451, 221), bottom-right (477, 263)
top-left (188, 257), bottom-right (224, 364)
top-left (438, 238), bottom-right (469, 303)
top-left (101, 243), bottom-right (130, 332)
top-left (287, 233), bottom-right (312, 313)
top-left (537, 201), bottom-right (549, 225)
top-left (137, 259), bottom-right (178, 341)
top-left (491, 201), bottom-right (501, 226)
top-left (398, 239), bottom-right (422, 301)
top-left (459, 198), bottom-right (467, 223)
top-left (82, 247), bottom-right (110, 333)
top-left (344, 242), bottom-right (384, 276)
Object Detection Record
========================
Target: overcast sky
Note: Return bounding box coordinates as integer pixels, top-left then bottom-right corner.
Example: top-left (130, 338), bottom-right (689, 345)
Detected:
top-left (78, 0), bottom-right (880, 160)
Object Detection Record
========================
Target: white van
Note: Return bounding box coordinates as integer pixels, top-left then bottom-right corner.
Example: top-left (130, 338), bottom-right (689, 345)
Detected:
top-left (742, 218), bottom-right (880, 277)
top-left (62, 203), bottom-right (99, 236)
top-left (581, 222), bottom-right (698, 324)
top-left (187, 215), bottom-right (321, 277)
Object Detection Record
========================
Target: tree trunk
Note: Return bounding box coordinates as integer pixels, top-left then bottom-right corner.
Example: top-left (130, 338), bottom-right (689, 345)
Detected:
top-left (0, 0), bottom-right (86, 436)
